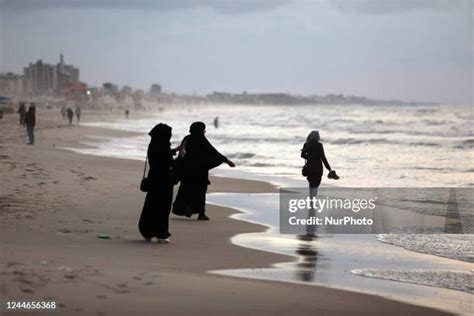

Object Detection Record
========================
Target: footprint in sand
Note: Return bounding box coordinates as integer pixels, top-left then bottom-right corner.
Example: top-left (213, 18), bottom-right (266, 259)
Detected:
top-left (113, 283), bottom-right (130, 294)
top-left (13, 277), bottom-right (33, 285)
top-left (114, 289), bottom-right (131, 294)
top-left (20, 287), bottom-right (34, 294)
top-left (96, 294), bottom-right (108, 300)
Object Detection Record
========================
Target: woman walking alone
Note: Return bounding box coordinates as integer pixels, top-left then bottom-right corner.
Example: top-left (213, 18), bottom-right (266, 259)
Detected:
top-left (301, 130), bottom-right (333, 197)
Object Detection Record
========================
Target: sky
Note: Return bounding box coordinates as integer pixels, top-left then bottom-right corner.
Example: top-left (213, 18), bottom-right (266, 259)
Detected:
top-left (0, 0), bottom-right (472, 104)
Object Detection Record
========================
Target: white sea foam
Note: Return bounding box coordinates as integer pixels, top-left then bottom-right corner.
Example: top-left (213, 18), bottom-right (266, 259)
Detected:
top-left (351, 269), bottom-right (474, 294)
top-left (376, 234), bottom-right (474, 263)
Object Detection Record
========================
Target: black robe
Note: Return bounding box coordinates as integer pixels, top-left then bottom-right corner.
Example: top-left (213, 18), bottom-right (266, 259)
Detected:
top-left (138, 138), bottom-right (174, 239)
top-left (172, 134), bottom-right (227, 216)
top-left (301, 141), bottom-right (331, 188)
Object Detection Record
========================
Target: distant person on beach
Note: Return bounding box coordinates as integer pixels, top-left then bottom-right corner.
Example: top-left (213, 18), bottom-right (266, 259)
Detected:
top-left (0, 110), bottom-right (4, 120)
top-left (75, 107), bottom-right (81, 124)
top-left (138, 123), bottom-right (179, 244)
top-left (213, 116), bottom-right (219, 128)
top-left (66, 108), bottom-right (74, 124)
top-left (24, 104), bottom-right (36, 145)
top-left (18, 102), bottom-right (26, 125)
top-left (60, 106), bottom-right (66, 119)
top-left (301, 131), bottom-right (334, 197)
top-left (125, 109), bottom-right (130, 119)
top-left (172, 121), bottom-right (235, 220)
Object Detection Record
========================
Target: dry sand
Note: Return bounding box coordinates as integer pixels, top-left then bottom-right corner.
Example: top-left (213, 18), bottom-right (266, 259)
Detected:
top-left (0, 110), bottom-right (451, 315)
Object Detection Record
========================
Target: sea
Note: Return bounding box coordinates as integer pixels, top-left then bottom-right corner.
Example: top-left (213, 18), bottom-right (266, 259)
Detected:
top-left (74, 103), bottom-right (473, 187)
top-left (66, 103), bottom-right (473, 315)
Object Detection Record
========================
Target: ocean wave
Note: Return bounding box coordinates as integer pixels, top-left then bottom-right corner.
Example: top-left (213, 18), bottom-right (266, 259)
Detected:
top-left (409, 142), bottom-right (440, 147)
top-left (453, 139), bottom-right (474, 149)
top-left (249, 162), bottom-right (277, 167)
top-left (214, 136), bottom-right (290, 144)
top-left (423, 119), bottom-right (452, 126)
top-left (351, 269), bottom-right (473, 294)
top-left (226, 152), bottom-right (256, 159)
top-left (415, 108), bottom-right (438, 114)
top-left (328, 138), bottom-right (365, 145)
top-left (376, 234), bottom-right (474, 263)
top-left (350, 129), bottom-right (399, 135)
top-left (327, 138), bottom-right (399, 145)
top-left (411, 166), bottom-right (453, 172)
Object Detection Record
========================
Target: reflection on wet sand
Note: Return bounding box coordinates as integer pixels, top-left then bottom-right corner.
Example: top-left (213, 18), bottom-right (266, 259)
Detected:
top-left (295, 234), bottom-right (318, 282)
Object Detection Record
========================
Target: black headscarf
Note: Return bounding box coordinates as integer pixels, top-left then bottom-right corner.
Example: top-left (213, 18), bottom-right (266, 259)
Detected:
top-left (182, 121), bottom-right (226, 171)
top-left (147, 123), bottom-right (173, 174)
top-left (149, 123), bottom-right (172, 143)
top-left (189, 122), bottom-right (206, 135)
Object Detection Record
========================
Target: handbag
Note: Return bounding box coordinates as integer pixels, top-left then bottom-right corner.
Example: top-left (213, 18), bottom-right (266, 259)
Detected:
top-left (140, 155), bottom-right (149, 192)
top-left (301, 159), bottom-right (308, 177)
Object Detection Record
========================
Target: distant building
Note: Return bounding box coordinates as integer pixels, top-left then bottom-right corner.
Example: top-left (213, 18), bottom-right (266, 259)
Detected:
top-left (149, 84), bottom-right (162, 95)
top-left (57, 53), bottom-right (80, 92)
top-left (121, 85), bottom-right (133, 95)
top-left (23, 54), bottom-right (79, 95)
top-left (0, 72), bottom-right (24, 96)
top-left (102, 82), bottom-right (119, 95)
top-left (23, 60), bottom-right (57, 95)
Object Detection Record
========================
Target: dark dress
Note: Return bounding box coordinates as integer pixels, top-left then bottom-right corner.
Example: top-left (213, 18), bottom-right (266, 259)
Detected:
top-left (172, 134), bottom-right (227, 216)
top-left (138, 137), bottom-right (174, 239)
top-left (301, 141), bottom-right (331, 188)
top-left (24, 109), bottom-right (36, 144)
top-left (24, 110), bottom-right (35, 127)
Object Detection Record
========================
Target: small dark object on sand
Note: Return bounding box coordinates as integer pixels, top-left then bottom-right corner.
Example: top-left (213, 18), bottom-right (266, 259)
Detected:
top-left (97, 233), bottom-right (110, 239)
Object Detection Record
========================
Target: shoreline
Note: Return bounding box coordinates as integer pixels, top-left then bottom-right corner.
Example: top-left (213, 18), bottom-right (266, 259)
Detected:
top-left (0, 110), bottom-right (454, 315)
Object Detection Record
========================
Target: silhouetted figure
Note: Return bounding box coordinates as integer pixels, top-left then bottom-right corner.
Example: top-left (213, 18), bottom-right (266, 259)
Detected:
top-left (138, 123), bottom-right (177, 243)
top-left (66, 108), bottom-right (74, 124)
top-left (60, 106), bottom-right (66, 119)
top-left (24, 104), bottom-right (36, 145)
top-left (75, 107), bottom-right (81, 124)
top-left (125, 109), bottom-right (130, 119)
top-left (0, 110), bottom-right (4, 120)
top-left (301, 131), bottom-right (332, 198)
top-left (172, 122), bottom-right (235, 220)
top-left (18, 102), bottom-right (26, 125)
top-left (213, 116), bottom-right (219, 128)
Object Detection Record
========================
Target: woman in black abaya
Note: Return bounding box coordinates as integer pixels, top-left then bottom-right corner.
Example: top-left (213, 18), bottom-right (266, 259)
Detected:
top-left (138, 123), bottom-right (176, 243)
top-left (173, 122), bottom-right (235, 220)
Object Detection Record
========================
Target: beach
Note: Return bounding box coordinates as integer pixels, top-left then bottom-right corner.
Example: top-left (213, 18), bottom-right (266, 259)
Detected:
top-left (0, 110), bottom-right (455, 315)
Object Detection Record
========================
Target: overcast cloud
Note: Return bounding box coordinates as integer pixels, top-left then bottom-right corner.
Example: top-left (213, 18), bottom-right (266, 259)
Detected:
top-left (1, 0), bottom-right (472, 104)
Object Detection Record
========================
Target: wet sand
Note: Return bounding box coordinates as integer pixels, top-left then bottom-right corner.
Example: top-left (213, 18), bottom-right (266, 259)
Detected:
top-left (0, 110), bottom-right (452, 315)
